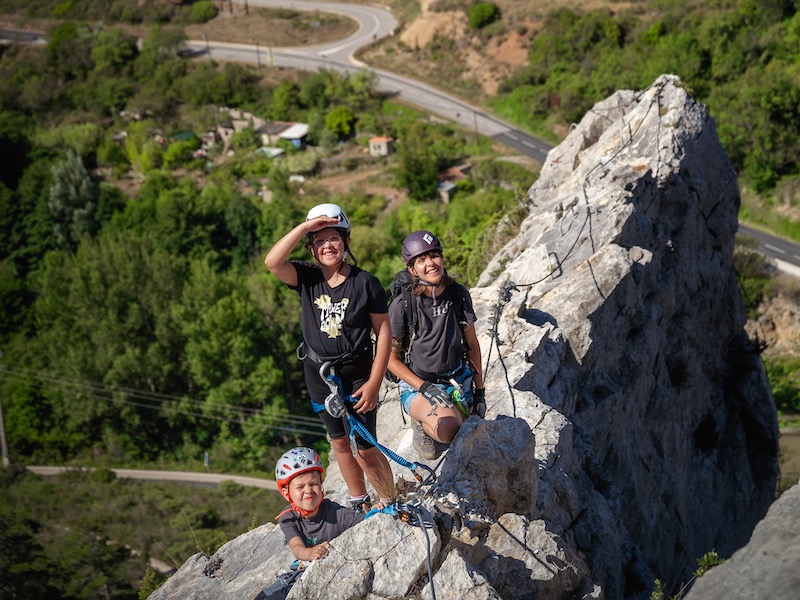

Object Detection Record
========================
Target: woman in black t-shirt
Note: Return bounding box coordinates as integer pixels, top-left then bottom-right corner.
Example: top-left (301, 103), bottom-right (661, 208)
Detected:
top-left (265, 203), bottom-right (394, 509)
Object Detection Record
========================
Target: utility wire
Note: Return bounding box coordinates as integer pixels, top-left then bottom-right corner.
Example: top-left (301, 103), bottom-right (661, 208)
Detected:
top-left (0, 365), bottom-right (322, 426)
top-left (0, 366), bottom-right (327, 437)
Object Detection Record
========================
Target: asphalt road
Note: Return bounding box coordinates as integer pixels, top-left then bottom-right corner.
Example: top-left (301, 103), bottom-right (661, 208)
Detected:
top-left (738, 224), bottom-right (800, 277)
top-left (4, 4), bottom-right (799, 263)
top-left (27, 465), bottom-right (279, 491)
top-left (184, 0), bottom-right (552, 163)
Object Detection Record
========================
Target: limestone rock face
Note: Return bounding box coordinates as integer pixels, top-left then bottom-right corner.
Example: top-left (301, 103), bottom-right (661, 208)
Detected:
top-left (682, 480), bottom-right (800, 600)
top-left (148, 75), bottom-right (781, 600)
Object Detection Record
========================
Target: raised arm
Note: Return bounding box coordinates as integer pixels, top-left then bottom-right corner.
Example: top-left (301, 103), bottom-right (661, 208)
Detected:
top-left (264, 216), bottom-right (340, 286)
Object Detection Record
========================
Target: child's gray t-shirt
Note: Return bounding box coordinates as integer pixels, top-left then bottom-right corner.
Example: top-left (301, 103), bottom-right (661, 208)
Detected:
top-left (278, 499), bottom-right (364, 547)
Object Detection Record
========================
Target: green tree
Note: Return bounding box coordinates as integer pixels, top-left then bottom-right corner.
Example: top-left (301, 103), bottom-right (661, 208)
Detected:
top-left (35, 122), bottom-right (103, 159)
top-left (395, 123), bottom-right (439, 201)
top-left (124, 120), bottom-right (164, 172)
top-left (162, 138), bottom-right (200, 169)
top-left (0, 111), bottom-right (31, 189)
top-left (47, 21), bottom-right (95, 81)
top-left (709, 61), bottom-right (800, 191)
top-left (325, 105), bottom-right (356, 139)
top-left (92, 75), bottom-right (135, 116)
top-left (91, 27), bottom-right (138, 76)
top-left (0, 258), bottom-right (31, 343)
top-left (0, 500), bottom-right (60, 599)
top-left (272, 81), bottom-right (301, 120)
top-left (3, 158), bottom-right (56, 275)
top-left (285, 151), bottom-right (320, 176)
top-left (190, 0), bottom-right (218, 23)
top-left (25, 228), bottom-right (190, 458)
top-left (135, 26), bottom-right (186, 79)
top-left (48, 150), bottom-right (100, 250)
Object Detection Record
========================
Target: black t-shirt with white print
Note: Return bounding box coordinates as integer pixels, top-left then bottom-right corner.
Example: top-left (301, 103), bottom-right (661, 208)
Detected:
top-left (291, 260), bottom-right (387, 360)
top-left (291, 261), bottom-right (387, 404)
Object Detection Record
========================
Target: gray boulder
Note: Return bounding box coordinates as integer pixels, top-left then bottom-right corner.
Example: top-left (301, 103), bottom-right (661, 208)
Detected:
top-left (683, 482), bottom-right (800, 600)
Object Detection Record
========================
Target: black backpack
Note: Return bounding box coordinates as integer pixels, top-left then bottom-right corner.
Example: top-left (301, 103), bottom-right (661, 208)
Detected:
top-left (385, 269), bottom-right (468, 383)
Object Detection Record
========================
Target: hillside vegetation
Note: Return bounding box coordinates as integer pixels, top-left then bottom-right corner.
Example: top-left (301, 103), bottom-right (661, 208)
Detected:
top-left (1, 465), bottom-right (286, 599)
top-left (366, 0), bottom-right (800, 226)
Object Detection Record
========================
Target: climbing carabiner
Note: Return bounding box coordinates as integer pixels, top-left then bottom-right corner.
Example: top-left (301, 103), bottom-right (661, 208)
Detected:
top-left (410, 462), bottom-right (436, 486)
top-left (319, 361), bottom-right (347, 418)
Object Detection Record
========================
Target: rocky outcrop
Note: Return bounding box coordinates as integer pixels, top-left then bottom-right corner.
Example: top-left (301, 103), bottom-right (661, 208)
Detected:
top-left (683, 479), bottom-right (800, 600)
top-left (148, 75), bottom-right (781, 600)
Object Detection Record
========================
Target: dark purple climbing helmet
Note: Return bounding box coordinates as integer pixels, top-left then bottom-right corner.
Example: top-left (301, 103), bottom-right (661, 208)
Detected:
top-left (401, 230), bottom-right (443, 265)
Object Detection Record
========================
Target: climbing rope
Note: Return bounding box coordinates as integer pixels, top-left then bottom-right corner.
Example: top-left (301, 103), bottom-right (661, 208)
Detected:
top-left (345, 414), bottom-right (436, 486)
top-left (319, 363), bottom-right (436, 486)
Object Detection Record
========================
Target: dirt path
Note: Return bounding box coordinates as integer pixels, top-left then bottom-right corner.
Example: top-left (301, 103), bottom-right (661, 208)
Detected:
top-left (314, 167), bottom-right (407, 208)
top-left (27, 465), bottom-right (279, 491)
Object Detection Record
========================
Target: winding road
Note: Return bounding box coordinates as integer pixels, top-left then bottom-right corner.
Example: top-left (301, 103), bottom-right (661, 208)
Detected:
top-left (181, 0), bottom-right (800, 273)
top-left (184, 0), bottom-right (552, 162)
top-left (3, 8), bottom-right (799, 267)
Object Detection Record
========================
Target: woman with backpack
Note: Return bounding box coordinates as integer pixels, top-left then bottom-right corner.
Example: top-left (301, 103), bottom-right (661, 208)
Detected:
top-left (264, 203), bottom-right (394, 510)
top-left (387, 230), bottom-right (485, 460)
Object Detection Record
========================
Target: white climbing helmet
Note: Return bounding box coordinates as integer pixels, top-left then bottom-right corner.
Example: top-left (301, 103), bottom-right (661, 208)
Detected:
top-left (275, 447), bottom-right (324, 489)
top-left (305, 203), bottom-right (351, 235)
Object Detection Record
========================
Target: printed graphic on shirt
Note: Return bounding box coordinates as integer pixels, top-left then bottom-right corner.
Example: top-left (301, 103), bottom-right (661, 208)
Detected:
top-left (431, 301), bottom-right (451, 318)
top-left (314, 294), bottom-right (350, 338)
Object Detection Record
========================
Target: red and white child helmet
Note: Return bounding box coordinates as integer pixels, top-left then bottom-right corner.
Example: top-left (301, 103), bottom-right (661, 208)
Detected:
top-left (275, 447), bottom-right (324, 489)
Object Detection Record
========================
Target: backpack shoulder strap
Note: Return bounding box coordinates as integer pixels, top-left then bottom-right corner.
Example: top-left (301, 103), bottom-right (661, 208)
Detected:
top-left (450, 283), bottom-right (469, 328)
top-left (449, 284), bottom-right (472, 356)
top-left (402, 283), bottom-right (418, 341)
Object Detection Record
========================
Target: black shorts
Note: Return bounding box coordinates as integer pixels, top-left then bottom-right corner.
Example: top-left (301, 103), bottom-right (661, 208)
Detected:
top-left (303, 357), bottom-right (378, 451)
top-left (316, 405), bottom-right (379, 451)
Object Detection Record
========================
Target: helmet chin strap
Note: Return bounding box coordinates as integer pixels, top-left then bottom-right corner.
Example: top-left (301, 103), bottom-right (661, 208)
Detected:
top-left (410, 268), bottom-right (443, 303)
top-left (288, 490), bottom-right (325, 518)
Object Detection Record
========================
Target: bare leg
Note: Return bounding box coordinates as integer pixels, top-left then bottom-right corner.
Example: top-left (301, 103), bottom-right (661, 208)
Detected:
top-left (356, 447), bottom-right (395, 500)
top-left (408, 393), bottom-right (464, 443)
top-left (330, 437), bottom-right (367, 498)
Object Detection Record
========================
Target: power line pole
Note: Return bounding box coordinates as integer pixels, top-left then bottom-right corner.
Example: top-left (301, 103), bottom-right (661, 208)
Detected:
top-left (0, 389), bottom-right (10, 468)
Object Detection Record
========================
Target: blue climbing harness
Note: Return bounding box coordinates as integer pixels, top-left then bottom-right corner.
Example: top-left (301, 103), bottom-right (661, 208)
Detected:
top-left (318, 361), bottom-right (436, 486)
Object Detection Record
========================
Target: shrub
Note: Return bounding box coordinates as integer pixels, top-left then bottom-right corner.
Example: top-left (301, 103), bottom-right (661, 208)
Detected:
top-left (190, 1), bottom-right (218, 24)
top-left (468, 2), bottom-right (501, 30)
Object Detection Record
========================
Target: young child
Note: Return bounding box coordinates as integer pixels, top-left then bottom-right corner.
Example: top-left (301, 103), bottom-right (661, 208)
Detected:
top-left (255, 447), bottom-right (365, 600)
top-left (387, 230), bottom-right (485, 460)
top-left (264, 203), bottom-right (394, 510)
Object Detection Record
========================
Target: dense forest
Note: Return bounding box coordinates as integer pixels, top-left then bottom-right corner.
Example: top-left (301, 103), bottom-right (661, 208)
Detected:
top-left (487, 0), bottom-right (800, 197)
top-left (0, 13), bottom-right (533, 472)
top-left (0, 0), bottom-right (798, 597)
